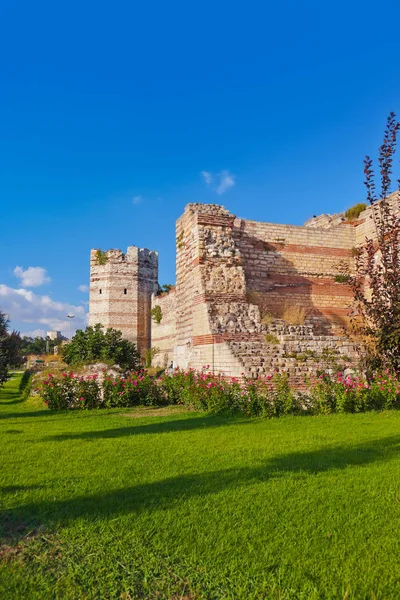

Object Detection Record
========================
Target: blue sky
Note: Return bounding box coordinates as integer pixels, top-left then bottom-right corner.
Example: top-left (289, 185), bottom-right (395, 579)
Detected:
top-left (1, 0), bottom-right (400, 336)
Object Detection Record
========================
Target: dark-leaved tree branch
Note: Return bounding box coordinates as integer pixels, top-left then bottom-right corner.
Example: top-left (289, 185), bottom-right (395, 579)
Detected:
top-left (348, 113), bottom-right (400, 374)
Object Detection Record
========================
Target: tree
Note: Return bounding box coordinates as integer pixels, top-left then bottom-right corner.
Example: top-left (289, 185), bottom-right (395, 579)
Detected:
top-left (0, 311), bottom-right (23, 384)
top-left (20, 336), bottom-right (61, 355)
top-left (156, 283), bottom-right (175, 296)
top-left (347, 113), bottom-right (400, 374)
top-left (61, 324), bottom-right (141, 370)
top-left (0, 310), bottom-right (9, 385)
top-left (4, 331), bottom-right (23, 368)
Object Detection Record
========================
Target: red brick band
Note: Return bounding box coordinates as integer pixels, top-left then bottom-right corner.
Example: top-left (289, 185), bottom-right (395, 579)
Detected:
top-left (196, 215), bottom-right (236, 227)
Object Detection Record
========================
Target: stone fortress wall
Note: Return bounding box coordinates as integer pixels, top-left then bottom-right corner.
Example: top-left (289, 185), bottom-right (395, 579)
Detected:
top-left (89, 197), bottom-right (398, 383)
top-left (161, 203), bottom-right (361, 383)
top-left (150, 288), bottom-right (177, 367)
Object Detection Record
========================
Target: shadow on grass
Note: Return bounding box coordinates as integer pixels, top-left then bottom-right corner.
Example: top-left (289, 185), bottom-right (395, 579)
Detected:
top-left (0, 376), bottom-right (31, 410)
top-left (1, 484), bottom-right (44, 493)
top-left (0, 387), bottom-right (24, 406)
top-left (0, 400), bottom-right (25, 406)
top-left (0, 410), bottom-right (60, 421)
top-left (2, 434), bottom-right (400, 544)
top-left (45, 414), bottom-right (250, 439)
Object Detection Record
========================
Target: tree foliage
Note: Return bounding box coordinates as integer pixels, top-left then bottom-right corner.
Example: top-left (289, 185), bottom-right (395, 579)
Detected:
top-left (0, 310), bottom-right (9, 385)
top-left (0, 310), bottom-right (23, 385)
top-left (347, 113), bottom-right (400, 374)
top-left (156, 283), bottom-right (175, 296)
top-left (20, 336), bottom-right (60, 355)
top-left (61, 324), bottom-right (140, 370)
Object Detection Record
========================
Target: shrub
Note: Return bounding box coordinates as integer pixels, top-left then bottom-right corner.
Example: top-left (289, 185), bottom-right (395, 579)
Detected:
top-left (37, 364), bottom-right (400, 418)
top-left (281, 303), bottom-right (308, 325)
top-left (103, 371), bottom-right (164, 408)
top-left (367, 370), bottom-right (400, 410)
top-left (159, 367), bottom-right (234, 412)
top-left (344, 203), bottom-right (367, 221)
top-left (94, 249), bottom-right (109, 265)
top-left (334, 274), bottom-right (351, 284)
top-left (150, 306), bottom-right (163, 324)
top-left (61, 324), bottom-right (140, 370)
top-left (308, 371), bottom-right (400, 414)
top-left (40, 372), bottom-right (101, 410)
top-left (144, 347), bottom-right (160, 368)
top-left (159, 368), bottom-right (302, 417)
top-left (264, 333), bottom-right (279, 344)
top-left (19, 370), bottom-right (33, 400)
top-left (261, 313), bottom-right (274, 325)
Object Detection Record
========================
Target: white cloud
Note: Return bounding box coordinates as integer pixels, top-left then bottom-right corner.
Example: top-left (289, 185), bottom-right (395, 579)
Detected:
top-left (0, 284), bottom-right (87, 338)
top-left (132, 195), bottom-right (143, 204)
top-left (201, 171), bottom-right (213, 186)
top-left (201, 169), bottom-right (236, 195)
top-left (78, 284), bottom-right (89, 293)
top-left (215, 170), bottom-right (235, 195)
top-left (21, 329), bottom-right (47, 339)
top-left (14, 266), bottom-right (51, 287)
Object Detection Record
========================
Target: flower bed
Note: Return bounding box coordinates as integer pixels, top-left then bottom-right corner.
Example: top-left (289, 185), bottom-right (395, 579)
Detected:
top-left (37, 367), bottom-right (400, 416)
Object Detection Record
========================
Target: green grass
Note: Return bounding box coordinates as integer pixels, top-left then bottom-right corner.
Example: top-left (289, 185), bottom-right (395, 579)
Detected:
top-left (1, 374), bottom-right (400, 599)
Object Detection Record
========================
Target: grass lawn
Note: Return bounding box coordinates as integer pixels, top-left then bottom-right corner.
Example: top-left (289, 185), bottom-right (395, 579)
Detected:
top-left (1, 374), bottom-right (400, 599)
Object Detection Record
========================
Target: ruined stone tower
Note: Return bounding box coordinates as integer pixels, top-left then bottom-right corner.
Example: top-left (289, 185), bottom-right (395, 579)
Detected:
top-left (89, 246), bottom-right (158, 356)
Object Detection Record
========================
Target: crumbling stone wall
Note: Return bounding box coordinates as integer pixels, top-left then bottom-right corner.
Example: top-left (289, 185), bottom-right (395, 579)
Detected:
top-left (89, 246), bottom-right (158, 356)
top-left (171, 203), bottom-right (360, 383)
top-left (151, 289), bottom-right (177, 368)
top-left (233, 217), bottom-right (356, 328)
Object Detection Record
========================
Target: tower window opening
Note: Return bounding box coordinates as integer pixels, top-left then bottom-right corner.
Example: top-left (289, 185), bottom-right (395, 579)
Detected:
top-left (99, 289), bottom-right (102, 294)
top-left (124, 288), bottom-right (127, 295)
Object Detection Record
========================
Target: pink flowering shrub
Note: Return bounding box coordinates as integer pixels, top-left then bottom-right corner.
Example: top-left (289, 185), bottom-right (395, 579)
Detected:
top-left (159, 367), bottom-right (300, 416)
top-left (38, 366), bottom-right (400, 416)
top-left (366, 371), bottom-right (400, 410)
top-left (309, 370), bottom-right (400, 413)
top-left (103, 371), bottom-right (164, 407)
top-left (159, 367), bottom-right (236, 412)
top-left (40, 372), bottom-right (101, 410)
top-left (236, 372), bottom-right (299, 417)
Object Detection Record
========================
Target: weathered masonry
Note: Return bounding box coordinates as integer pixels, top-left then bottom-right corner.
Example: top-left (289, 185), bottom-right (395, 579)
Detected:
top-left (89, 247), bottom-right (158, 356)
top-left (89, 200), bottom-right (388, 383)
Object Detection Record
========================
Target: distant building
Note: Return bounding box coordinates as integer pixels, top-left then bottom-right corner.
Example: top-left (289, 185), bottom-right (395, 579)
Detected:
top-left (46, 330), bottom-right (62, 341)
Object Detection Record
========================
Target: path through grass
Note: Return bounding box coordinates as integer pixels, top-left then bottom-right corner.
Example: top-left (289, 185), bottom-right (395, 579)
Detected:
top-left (1, 373), bottom-right (400, 598)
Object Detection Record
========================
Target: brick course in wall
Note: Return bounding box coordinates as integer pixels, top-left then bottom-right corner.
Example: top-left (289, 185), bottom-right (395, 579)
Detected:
top-left (89, 246), bottom-right (158, 357)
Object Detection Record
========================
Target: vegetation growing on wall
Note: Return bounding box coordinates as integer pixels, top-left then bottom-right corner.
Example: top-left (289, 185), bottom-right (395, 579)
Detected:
top-left (281, 303), bottom-right (308, 325)
top-left (144, 346), bottom-right (160, 368)
top-left (344, 203), bottom-right (367, 221)
top-left (94, 249), bottom-right (109, 265)
top-left (176, 230), bottom-right (185, 249)
top-left (151, 305), bottom-right (163, 324)
top-left (334, 274), bottom-right (351, 284)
